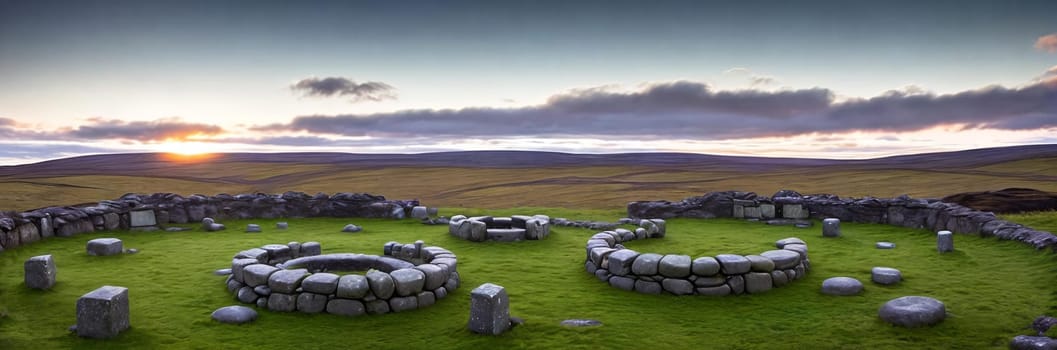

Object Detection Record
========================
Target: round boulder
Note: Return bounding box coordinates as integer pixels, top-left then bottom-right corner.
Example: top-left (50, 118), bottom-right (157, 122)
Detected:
top-left (878, 296), bottom-right (946, 327)
top-left (211, 305), bottom-right (258, 324)
top-left (871, 267), bottom-right (902, 285)
top-left (821, 277), bottom-right (863, 296)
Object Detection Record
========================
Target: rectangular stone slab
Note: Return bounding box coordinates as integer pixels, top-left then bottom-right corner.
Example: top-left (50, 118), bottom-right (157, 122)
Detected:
top-left (24, 254), bottom-right (56, 289)
top-left (76, 285), bottom-right (130, 339)
top-left (468, 283), bottom-right (510, 335)
top-left (129, 210), bottom-right (157, 227)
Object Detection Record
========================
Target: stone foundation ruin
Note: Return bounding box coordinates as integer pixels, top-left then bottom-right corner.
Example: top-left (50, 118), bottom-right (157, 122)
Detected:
top-left (225, 241), bottom-right (460, 316)
top-left (448, 214), bottom-right (551, 242)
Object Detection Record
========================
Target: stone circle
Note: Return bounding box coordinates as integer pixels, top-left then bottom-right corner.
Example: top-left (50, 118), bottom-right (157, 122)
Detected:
top-left (211, 305), bottom-right (258, 324)
top-left (821, 277), bottom-right (863, 296)
top-left (878, 296), bottom-right (946, 327)
top-left (449, 214), bottom-right (551, 242)
top-left (584, 225), bottom-right (810, 296)
top-left (224, 241), bottom-right (459, 316)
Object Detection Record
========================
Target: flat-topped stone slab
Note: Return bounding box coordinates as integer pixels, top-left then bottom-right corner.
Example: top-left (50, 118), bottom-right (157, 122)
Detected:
top-left (879, 296), bottom-right (946, 327)
top-left (76, 285), bottom-right (130, 339)
top-left (25, 254), bottom-right (57, 289)
top-left (468, 283), bottom-right (510, 335)
top-left (129, 210), bottom-right (157, 227)
top-left (871, 267), bottom-right (902, 285)
top-left (821, 277), bottom-right (863, 296)
top-left (86, 238), bottom-right (123, 256)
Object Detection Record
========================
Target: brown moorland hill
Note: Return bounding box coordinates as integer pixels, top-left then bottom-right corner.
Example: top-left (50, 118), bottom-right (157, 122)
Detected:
top-left (0, 145), bottom-right (1055, 210)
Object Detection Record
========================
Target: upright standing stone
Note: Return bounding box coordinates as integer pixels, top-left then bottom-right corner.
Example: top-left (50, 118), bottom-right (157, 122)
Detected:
top-left (25, 254), bottom-right (56, 289)
top-left (76, 286), bottom-right (130, 339)
top-left (468, 283), bottom-right (510, 335)
top-left (937, 231), bottom-right (954, 253)
top-left (822, 218), bottom-right (841, 238)
top-left (411, 206), bottom-right (429, 219)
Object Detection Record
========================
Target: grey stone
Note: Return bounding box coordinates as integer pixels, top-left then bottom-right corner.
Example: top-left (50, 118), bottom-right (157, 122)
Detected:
top-left (745, 272), bottom-right (773, 294)
top-left (715, 254), bottom-right (751, 275)
top-left (783, 244), bottom-right (809, 259)
top-left (727, 275), bottom-right (745, 295)
top-left (696, 284), bottom-right (732, 296)
top-left (211, 306), bottom-right (257, 324)
top-left (634, 280), bottom-right (663, 294)
top-left (242, 264), bottom-right (279, 287)
top-left (694, 275), bottom-right (727, 287)
top-left (658, 255), bottom-right (692, 278)
top-left (878, 296), bottom-right (946, 327)
top-left (822, 218), bottom-right (841, 237)
top-left (760, 204), bottom-right (776, 219)
top-left (256, 297), bottom-right (268, 309)
top-left (561, 319), bottom-right (603, 327)
top-left (468, 283), bottom-right (510, 335)
top-left (468, 220), bottom-right (488, 242)
top-left (235, 248), bottom-right (268, 263)
top-left (525, 218), bottom-right (549, 240)
top-left (253, 285), bottom-right (270, 296)
top-left (267, 293), bottom-right (297, 312)
top-left (416, 264), bottom-right (447, 290)
top-left (609, 276), bottom-right (635, 291)
top-left (226, 278), bottom-right (244, 293)
top-left (760, 250), bottom-right (801, 270)
top-left (24, 254), bottom-right (56, 290)
top-left (231, 258), bottom-right (259, 283)
top-left (871, 267), bottom-right (902, 285)
top-left (661, 278), bottom-right (694, 295)
top-left (389, 296), bottom-right (419, 312)
top-left (300, 242), bottom-right (321, 256)
top-left (245, 224), bottom-right (261, 233)
top-left (326, 299), bottom-right (366, 317)
top-left (86, 238), bottom-right (123, 256)
top-left (487, 228), bottom-right (526, 242)
top-left (267, 269), bottom-right (309, 294)
top-left (365, 299), bottom-right (390, 314)
top-left (876, 242), bottom-right (896, 249)
top-left (296, 292), bottom-right (328, 313)
top-left (411, 206), bottom-right (429, 219)
top-left (213, 268), bottom-right (232, 276)
top-left (744, 206), bottom-right (762, 219)
top-left (821, 277), bottom-right (864, 296)
top-left (691, 257), bottom-right (721, 276)
top-left (782, 204), bottom-right (808, 219)
top-left (775, 237), bottom-right (806, 248)
top-left (367, 270), bottom-right (395, 299)
top-left (634, 227), bottom-right (647, 240)
top-left (391, 268), bottom-right (426, 296)
top-left (236, 286), bottom-right (257, 303)
top-left (125, 248), bottom-right (139, 254)
top-left (301, 273), bottom-right (340, 294)
top-left (276, 222), bottom-right (288, 229)
top-left (770, 270), bottom-right (789, 287)
top-left (342, 224), bottom-right (362, 233)
top-left (937, 230), bottom-right (954, 253)
top-left (287, 242), bottom-right (301, 258)
top-left (594, 269), bottom-right (611, 282)
top-left (607, 249), bottom-right (639, 276)
top-left (631, 253), bottom-right (662, 276)
top-left (262, 244), bottom-right (292, 264)
top-left (746, 255), bottom-right (775, 272)
top-left (1010, 336), bottom-right (1057, 350)
top-left (76, 286), bottom-right (129, 339)
top-left (434, 286), bottom-right (448, 300)
top-left (208, 223), bottom-right (226, 232)
top-left (417, 291), bottom-right (436, 308)
top-left (129, 210), bottom-right (157, 227)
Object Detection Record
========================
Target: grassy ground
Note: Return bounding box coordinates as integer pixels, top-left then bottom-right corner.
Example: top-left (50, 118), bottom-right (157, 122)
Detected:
top-left (2, 209), bottom-right (1056, 349)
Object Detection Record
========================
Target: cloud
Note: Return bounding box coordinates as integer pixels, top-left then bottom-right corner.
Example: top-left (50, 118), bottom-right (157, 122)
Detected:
top-left (749, 75), bottom-right (777, 86)
top-left (290, 77), bottom-right (396, 102)
top-left (1047, 65), bottom-right (1057, 75)
top-left (256, 79), bottom-right (1057, 140)
top-left (67, 118), bottom-right (224, 142)
top-left (1036, 33), bottom-right (1057, 53)
top-left (723, 67), bottom-right (751, 74)
top-left (0, 117), bottom-right (15, 127)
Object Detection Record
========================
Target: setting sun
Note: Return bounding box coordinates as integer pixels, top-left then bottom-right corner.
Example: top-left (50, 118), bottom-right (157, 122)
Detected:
top-left (157, 141), bottom-right (215, 156)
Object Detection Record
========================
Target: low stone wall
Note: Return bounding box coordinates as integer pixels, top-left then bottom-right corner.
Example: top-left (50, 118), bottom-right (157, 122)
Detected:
top-left (225, 241), bottom-right (459, 315)
top-left (585, 227), bottom-right (810, 296)
top-left (0, 192), bottom-right (417, 253)
top-left (627, 190), bottom-right (1057, 249)
top-left (448, 215), bottom-right (551, 242)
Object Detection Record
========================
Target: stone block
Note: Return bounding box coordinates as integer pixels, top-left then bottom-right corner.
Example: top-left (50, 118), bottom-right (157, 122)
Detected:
top-left (468, 283), bottom-right (510, 335)
top-left (658, 254), bottom-right (691, 278)
top-left (391, 268), bottom-right (426, 297)
top-left (301, 273), bottom-right (340, 294)
top-left (745, 272), bottom-right (773, 294)
top-left (76, 286), bottom-right (130, 339)
top-left (715, 254), bottom-right (751, 275)
top-left (410, 206), bottom-right (429, 219)
top-left (760, 204), bottom-right (776, 219)
top-left (301, 241), bottom-right (322, 256)
top-left (822, 218), bottom-right (841, 238)
top-left (937, 231), bottom-right (954, 253)
top-left (245, 224), bottom-right (261, 233)
top-left (86, 238), bottom-right (123, 256)
top-left (744, 206), bottom-right (762, 219)
top-left (296, 292), bottom-right (328, 313)
top-left (782, 204), bottom-right (808, 219)
top-left (326, 299), bottom-right (366, 317)
top-left (24, 254), bottom-right (56, 289)
top-left (129, 210), bottom-right (156, 227)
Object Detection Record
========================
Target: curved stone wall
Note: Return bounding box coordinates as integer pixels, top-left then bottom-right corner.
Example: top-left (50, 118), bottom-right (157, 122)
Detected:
top-left (448, 215), bottom-right (551, 242)
top-left (225, 241), bottom-right (459, 315)
top-left (0, 192), bottom-right (417, 253)
top-left (627, 190), bottom-right (1057, 249)
top-left (585, 227), bottom-right (810, 296)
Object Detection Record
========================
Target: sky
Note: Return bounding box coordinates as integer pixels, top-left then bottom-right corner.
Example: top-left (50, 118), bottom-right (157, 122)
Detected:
top-left (1, 0), bottom-right (1056, 164)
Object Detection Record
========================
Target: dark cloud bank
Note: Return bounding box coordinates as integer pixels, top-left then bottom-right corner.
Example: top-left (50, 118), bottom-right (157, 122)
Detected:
top-left (258, 78), bottom-right (1057, 140)
top-left (0, 118), bottom-right (223, 142)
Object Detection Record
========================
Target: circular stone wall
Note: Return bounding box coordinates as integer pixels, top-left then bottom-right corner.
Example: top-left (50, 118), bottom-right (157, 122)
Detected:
top-left (448, 214), bottom-right (551, 242)
top-left (225, 240), bottom-right (459, 316)
top-left (584, 227), bottom-right (810, 296)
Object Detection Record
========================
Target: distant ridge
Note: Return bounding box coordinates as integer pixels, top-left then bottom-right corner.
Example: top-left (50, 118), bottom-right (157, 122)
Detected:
top-left (0, 144), bottom-right (1055, 178)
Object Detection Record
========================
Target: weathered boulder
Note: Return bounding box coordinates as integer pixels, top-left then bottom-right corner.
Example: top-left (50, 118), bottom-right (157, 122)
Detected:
top-left (760, 250), bottom-right (800, 270)
top-left (336, 275), bottom-right (370, 299)
top-left (268, 269), bottom-right (309, 294)
top-left (821, 277), bottom-right (863, 296)
top-left (391, 268), bottom-right (426, 297)
top-left (301, 273), bottom-right (340, 294)
top-left (367, 270), bottom-right (396, 299)
top-left (1010, 335), bottom-right (1057, 350)
top-left (691, 257), bottom-right (721, 276)
top-left (211, 305), bottom-right (257, 324)
top-left (24, 254), bottom-right (56, 290)
top-left (326, 299), bottom-right (366, 317)
top-left (878, 296), bottom-right (946, 327)
top-left (296, 292), bottom-right (328, 313)
top-left (715, 254), bottom-right (751, 275)
top-left (631, 253), bottom-right (662, 276)
top-left (871, 267), bottom-right (902, 285)
top-left (86, 238), bottom-right (123, 256)
top-left (76, 286), bottom-right (130, 339)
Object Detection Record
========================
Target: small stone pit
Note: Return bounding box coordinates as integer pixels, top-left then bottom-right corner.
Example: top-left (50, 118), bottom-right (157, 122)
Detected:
top-left (448, 215), bottom-right (551, 242)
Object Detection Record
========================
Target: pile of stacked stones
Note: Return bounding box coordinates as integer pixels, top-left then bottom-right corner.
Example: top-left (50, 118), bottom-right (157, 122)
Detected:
top-left (627, 190), bottom-right (1057, 249)
top-left (585, 220), bottom-right (809, 296)
top-left (0, 191), bottom-right (417, 252)
top-left (448, 215), bottom-right (551, 242)
top-left (225, 241), bottom-right (459, 316)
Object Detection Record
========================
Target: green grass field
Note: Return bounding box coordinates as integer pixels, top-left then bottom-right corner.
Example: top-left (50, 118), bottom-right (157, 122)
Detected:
top-left (3, 209), bottom-right (1056, 349)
